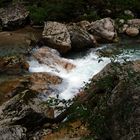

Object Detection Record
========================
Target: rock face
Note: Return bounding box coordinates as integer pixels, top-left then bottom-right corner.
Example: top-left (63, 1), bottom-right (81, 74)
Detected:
top-left (88, 18), bottom-right (117, 42)
top-left (0, 87), bottom-right (54, 139)
top-left (0, 68), bottom-right (64, 139)
top-left (0, 56), bottom-right (29, 75)
top-left (0, 3), bottom-right (29, 30)
top-left (84, 60), bottom-right (140, 140)
top-left (42, 22), bottom-right (71, 54)
top-left (32, 47), bottom-right (75, 72)
top-left (67, 24), bottom-right (96, 51)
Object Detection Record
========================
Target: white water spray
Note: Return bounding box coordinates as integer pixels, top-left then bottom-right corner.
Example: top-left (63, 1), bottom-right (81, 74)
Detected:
top-left (29, 46), bottom-right (140, 100)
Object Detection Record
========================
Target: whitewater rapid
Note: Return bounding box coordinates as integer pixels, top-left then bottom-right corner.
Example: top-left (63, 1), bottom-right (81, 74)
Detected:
top-left (29, 46), bottom-right (140, 100)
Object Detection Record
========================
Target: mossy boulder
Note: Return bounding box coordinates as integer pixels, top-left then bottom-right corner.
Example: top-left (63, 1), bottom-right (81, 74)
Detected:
top-left (82, 60), bottom-right (140, 140)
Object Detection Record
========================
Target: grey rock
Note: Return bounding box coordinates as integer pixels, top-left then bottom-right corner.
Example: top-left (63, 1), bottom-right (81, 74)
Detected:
top-left (0, 3), bottom-right (29, 30)
top-left (0, 125), bottom-right (26, 140)
top-left (88, 18), bottom-right (117, 42)
top-left (42, 22), bottom-right (71, 54)
top-left (67, 24), bottom-right (96, 51)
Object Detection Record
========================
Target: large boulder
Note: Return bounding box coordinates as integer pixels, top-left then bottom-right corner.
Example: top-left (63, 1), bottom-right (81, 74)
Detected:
top-left (0, 71), bottom-right (64, 139)
top-left (88, 18), bottom-right (117, 42)
top-left (67, 24), bottom-right (96, 51)
top-left (0, 88), bottom-right (54, 139)
top-left (42, 22), bottom-right (71, 54)
top-left (0, 3), bottom-right (29, 30)
top-left (84, 60), bottom-right (140, 140)
top-left (32, 47), bottom-right (76, 72)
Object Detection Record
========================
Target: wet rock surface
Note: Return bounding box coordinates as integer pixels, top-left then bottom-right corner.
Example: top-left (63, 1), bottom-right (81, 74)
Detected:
top-left (0, 26), bottom-right (42, 57)
top-left (32, 47), bottom-right (76, 72)
top-left (0, 76), bottom-right (25, 105)
top-left (0, 56), bottom-right (29, 75)
top-left (30, 72), bottom-right (62, 94)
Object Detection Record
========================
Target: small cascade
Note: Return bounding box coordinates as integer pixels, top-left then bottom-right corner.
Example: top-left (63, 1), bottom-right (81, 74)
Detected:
top-left (29, 45), bottom-right (140, 100)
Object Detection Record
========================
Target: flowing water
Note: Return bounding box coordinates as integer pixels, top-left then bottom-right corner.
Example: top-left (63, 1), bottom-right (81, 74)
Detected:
top-left (29, 44), bottom-right (140, 100)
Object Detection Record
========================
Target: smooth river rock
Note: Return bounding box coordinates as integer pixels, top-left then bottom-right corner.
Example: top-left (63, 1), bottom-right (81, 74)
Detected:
top-left (32, 47), bottom-right (76, 72)
top-left (88, 18), bottom-right (117, 42)
top-left (126, 27), bottom-right (139, 36)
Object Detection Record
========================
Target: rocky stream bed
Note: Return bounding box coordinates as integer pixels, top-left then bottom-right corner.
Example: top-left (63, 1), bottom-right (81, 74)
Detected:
top-left (0, 3), bottom-right (140, 139)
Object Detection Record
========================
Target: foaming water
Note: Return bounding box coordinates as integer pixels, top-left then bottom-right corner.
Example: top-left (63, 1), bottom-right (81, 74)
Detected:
top-left (29, 46), bottom-right (140, 100)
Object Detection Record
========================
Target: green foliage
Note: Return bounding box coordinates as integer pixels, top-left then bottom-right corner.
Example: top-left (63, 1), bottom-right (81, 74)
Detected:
top-left (0, 0), bottom-right (12, 7)
top-left (28, 5), bottom-right (47, 25)
top-left (81, 11), bottom-right (100, 21)
top-left (27, 0), bottom-right (86, 23)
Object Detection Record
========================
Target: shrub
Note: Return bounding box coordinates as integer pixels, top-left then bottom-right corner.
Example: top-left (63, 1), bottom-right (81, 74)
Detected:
top-left (28, 5), bottom-right (47, 25)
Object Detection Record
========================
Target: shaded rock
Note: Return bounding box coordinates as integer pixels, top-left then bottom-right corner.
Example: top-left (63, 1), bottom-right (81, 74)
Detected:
top-left (0, 56), bottom-right (29, 75)
top-left (126, 27), bottom-right (139, 36)
top-left (0, 89), bottom-right (54, 128)
top-left (76, 20), bottom-right (91, 30)
top-left (84, 60), bottom-right (140, 140)
top-left (88, 18), bottom-right (117, 42)
top-left (42, 22), bottom-right (71, 54)
top-left (0, 125), bottom-right (27, 140)
top-left (0, 3), bottom-right (29, 30)
top-left (67, 24), bottom-right (96, 51)
top-left (0, 85), bottom-right (54, 139)
top-left (32, 47), bottom-right (76, 72)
